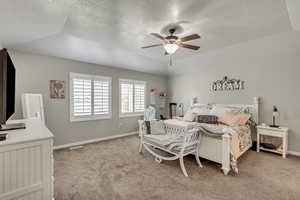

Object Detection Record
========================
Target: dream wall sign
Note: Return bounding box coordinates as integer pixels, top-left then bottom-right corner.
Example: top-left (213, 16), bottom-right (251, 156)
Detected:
top-left (211, 76), bottom-right (245, 91)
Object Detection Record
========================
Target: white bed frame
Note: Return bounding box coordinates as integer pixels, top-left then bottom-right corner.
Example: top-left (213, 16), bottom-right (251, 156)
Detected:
top-left (191, 97), bottom-right (260, 175)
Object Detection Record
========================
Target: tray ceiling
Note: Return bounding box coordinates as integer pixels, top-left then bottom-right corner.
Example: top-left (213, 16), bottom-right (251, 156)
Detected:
top-left (0, 0), bottom-right (293, 74)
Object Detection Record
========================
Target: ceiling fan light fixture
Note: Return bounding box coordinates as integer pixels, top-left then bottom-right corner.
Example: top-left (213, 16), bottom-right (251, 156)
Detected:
top-left (164, 43), bottom-right (179, 54)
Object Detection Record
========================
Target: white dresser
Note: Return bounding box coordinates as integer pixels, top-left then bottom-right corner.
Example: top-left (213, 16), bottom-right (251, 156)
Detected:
top-left (0, 119), bottom-right (54, 200)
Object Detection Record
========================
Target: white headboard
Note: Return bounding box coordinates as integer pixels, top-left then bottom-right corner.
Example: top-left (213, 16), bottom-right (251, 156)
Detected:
top-left (190, 97), bottom-right (260, 124)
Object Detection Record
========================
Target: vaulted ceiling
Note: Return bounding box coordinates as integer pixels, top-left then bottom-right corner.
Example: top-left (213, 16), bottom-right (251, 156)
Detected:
top-left (0, 0), bottom-right (295, 74)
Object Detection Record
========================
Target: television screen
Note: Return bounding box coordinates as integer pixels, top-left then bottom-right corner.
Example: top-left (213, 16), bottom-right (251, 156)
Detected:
top-left (6, 52), bottom-right (16, 121)
top-left (0, 49), bottom-right (16, 125)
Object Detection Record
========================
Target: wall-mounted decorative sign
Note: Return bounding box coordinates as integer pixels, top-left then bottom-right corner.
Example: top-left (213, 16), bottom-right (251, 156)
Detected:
top-left (50, 80), bottom-right (65, 99)
top-left (212, 76), bottom-right (244, 91)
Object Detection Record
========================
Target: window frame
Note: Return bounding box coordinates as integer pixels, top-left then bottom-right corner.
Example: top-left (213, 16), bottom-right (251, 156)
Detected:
top-left (70, 72), bottom-right (112, 122)
top-left (119, 79), bottom-right (146, 118)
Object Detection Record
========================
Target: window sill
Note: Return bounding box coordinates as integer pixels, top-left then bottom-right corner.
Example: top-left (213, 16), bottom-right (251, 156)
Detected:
top-left (119, 113), bottom-right (144, 118)
top-left (70, 115), bottom-right (112, 122)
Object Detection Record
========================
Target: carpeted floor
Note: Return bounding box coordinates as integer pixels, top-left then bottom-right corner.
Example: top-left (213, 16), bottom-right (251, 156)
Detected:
top-left (54, 135), bottom-right (300, 200)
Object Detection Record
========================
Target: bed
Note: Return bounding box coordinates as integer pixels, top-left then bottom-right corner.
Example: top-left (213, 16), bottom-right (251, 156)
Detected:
top-left (165, 97), bottom-right (260, 175)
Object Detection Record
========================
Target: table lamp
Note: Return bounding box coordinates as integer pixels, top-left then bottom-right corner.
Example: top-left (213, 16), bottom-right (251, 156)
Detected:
top-left (270, 106), bottom-right (280, 128)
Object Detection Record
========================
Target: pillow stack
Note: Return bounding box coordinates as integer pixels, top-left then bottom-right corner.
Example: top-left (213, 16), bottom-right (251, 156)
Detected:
top-left (182, 104), bottom-right (251, 126)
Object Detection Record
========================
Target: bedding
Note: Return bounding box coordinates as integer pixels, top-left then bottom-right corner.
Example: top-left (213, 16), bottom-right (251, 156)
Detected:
top-left (218, 111), bottom-right (251, 126)
top-left (164, 119), bottom-right (252, 173)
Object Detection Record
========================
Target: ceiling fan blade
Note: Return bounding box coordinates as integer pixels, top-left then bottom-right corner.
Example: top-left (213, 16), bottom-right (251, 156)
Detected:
top-left (179, 43), bottom-right (200, 50)
top-left (141, 44), bottom-right (163, 49)
top-left (180, 34), bottom-right (200, 42)
top-left (150, 33), bottom-right (166, 41)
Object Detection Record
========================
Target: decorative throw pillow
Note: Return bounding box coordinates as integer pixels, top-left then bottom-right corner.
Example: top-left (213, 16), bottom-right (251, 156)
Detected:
top-left (218, 111), bottom-right (251, 126)
top-left (183, 111), bottom-right (197, 122)
top-left (235, 112), bottom-right (251, 125)
top-left (197, 115), bottom-right (218, 124)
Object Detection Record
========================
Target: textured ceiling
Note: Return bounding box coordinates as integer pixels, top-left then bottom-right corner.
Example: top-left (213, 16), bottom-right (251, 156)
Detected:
top-left (0, 0), bottom-right (293, 74)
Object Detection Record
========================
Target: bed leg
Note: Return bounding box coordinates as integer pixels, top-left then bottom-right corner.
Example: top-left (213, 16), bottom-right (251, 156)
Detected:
top-left (222, 168), bottom-right (230, 175)
top-left (195, 150), bottom-right (203, 168)
top-left (138, 142), bottom-right (143, 153)
top-left (222, 133), bottom-right (231, 176)
top-left (179, 156), bottom-right (188, 177)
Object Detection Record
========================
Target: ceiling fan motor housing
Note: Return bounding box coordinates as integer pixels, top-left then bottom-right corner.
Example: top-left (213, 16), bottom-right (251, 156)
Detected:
top-left (165, 35), bottom-right (178, 43)
top-left (165, 28), bottom-right (178, 43)
top-left (169, 28), bottom-right (176, 35)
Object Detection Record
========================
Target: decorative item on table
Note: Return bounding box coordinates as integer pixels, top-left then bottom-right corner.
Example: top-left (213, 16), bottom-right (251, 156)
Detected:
top-left (159, 92), bottom-right (167, 97)
top-left (169, 103), bottom-right (177, 119)
top-left (270, 106), bottom-right (279, 128)
top-left (261, 143), bottom-right (277, 150)
top-left (50, 80), bottom-right (65, 99)
top-left (177, 103), bottom-right (184, 117)
top-left (0, 133), bottom-right (7, 141)
top-left (212, 76), bottom-right (245, 91)
top-left (160, 114), bottom-right (166, 120)
top-left (144, 105), bottom-right (156, 121)
top-left (150, 88), bottom-right (156, 105)
top-left (191, 97), bottom-right (198, 105)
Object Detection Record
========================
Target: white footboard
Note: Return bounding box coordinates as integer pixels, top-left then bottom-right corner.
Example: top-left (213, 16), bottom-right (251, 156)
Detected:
top-left (198, 133), bottom-right (231, 175)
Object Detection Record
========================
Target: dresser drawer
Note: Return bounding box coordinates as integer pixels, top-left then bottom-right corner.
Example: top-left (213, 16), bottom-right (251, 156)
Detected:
top-left (258, 129), bottom-right (284, 137)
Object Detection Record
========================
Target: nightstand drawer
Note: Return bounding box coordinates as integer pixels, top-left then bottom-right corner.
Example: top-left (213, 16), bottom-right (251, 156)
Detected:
top-left (257, 129), bottom-right (284, 137)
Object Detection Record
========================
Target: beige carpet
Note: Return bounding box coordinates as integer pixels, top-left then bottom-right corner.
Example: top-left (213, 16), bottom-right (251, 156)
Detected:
top-left (54, 135), bottom-right (300, 200)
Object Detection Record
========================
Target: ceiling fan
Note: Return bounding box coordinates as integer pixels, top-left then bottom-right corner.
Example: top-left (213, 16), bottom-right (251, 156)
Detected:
top-left (142, 28), bottom-right (201, 55)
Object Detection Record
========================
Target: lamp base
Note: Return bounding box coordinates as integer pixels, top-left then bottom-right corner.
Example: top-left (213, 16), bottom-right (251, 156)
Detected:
top-left (269, 125), bottom-right (280, 128)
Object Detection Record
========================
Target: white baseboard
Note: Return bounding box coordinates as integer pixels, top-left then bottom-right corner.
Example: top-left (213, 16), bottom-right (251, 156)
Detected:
top-left (288, 150), bottom-right (300, 157)
top-left (53, 132), bottom-right (138, 150)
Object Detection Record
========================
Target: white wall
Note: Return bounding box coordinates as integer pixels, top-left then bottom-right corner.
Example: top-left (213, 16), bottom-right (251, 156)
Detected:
top-left (9, 50), bottom-right (168, 146)
top-left (286, 0), bottom-right (300, 30)
top-left (168, 31), bottom-right (300, 153)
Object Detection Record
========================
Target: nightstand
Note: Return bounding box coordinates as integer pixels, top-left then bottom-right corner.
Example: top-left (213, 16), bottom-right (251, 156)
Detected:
top-left (257, 125), bottom-right (288, 158)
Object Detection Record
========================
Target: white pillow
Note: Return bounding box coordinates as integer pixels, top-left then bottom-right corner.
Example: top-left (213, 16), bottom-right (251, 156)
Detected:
top-left (210, 106), bottom-right (236, 117)
top-left (183, 110), bottom-right (197, 122)
top-left (191, 106), bottom-right (211, 115)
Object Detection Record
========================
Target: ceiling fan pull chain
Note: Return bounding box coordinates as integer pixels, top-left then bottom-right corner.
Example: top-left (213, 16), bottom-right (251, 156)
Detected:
top-left (169, 55), bottom-right (173, 66)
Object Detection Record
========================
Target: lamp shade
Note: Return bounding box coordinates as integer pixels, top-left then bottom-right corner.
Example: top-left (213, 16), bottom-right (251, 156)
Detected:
top-left (164, 43), bottom-right (179, 54)
top-left (273, 106), bottom-right (279, 116)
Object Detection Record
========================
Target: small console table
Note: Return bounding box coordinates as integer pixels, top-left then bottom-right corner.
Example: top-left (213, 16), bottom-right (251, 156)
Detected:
top-left (257, 125), bottom-right (288, 158)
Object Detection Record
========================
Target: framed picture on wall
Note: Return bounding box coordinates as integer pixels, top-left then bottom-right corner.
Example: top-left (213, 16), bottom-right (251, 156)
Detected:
top-left (50, 80), bottom-right (65, 99)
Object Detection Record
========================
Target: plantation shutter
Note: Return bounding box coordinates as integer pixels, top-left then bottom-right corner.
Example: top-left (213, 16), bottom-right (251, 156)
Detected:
top-left (134, 82), bottom-right (145, 112)
top-left (120, 79), bottom-right (146, 116)
top-left (120, 80), bottom-right (133, 113)
top-left (70, 73), bottom-right (112, 121)
top-left (94, 77), bottom-right (111, 115)
top-left (72, 78), bottom-right (92, 117)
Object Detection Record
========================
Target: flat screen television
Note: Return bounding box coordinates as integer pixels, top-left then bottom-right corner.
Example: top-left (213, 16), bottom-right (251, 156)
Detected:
top-left (0, 48), bottom-right (25, 131)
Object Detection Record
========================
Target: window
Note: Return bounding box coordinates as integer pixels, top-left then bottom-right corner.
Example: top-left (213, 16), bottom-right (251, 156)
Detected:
top-left (70, 73), bottom-right (112, 122)
top-left (119, 79), bottom-right (146, 117)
